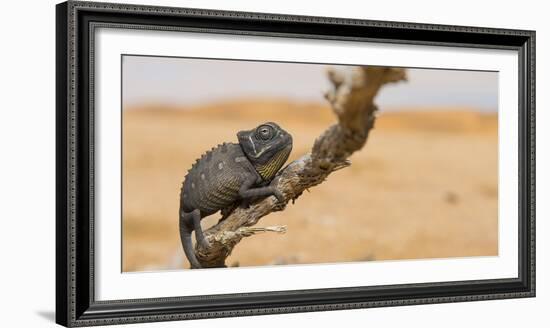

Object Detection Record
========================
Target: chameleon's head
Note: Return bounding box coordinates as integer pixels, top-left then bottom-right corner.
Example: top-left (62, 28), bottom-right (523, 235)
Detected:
top-left (237, 122), bottom-right (293, 180)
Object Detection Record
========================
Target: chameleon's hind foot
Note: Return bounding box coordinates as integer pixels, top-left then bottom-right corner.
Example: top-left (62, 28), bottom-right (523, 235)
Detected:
top-left (191, 209), bottom-right (211, 249)
top-left (197, 235), bottom-right (211, 249)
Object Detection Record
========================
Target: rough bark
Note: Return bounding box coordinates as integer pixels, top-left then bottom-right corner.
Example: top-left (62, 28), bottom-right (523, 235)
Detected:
top-left (193, 66), bottom-right (407, 268)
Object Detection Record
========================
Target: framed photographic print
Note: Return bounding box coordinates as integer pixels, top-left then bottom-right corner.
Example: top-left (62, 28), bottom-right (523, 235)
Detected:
top-left (56, 1), bottom-right (535, 326)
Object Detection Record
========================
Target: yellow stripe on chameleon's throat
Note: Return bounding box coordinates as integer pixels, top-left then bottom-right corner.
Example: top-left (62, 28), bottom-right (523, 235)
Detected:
top-left (256, 147), bottom-right (290, 181)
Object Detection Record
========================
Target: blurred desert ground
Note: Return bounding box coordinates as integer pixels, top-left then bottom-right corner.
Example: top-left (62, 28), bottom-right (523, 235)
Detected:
top-left (122, 99), bottom-right (498, 272)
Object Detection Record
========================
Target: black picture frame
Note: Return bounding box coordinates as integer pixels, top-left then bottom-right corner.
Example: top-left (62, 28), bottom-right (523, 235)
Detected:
top-left (56, 1), bottom-right (535, 326)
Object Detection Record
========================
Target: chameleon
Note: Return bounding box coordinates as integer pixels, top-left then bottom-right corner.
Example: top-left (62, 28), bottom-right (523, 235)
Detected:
top-left (179, 122), bottom-right (293, 268)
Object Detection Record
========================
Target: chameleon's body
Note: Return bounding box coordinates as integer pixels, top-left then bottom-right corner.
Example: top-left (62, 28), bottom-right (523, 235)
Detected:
top-left (179, 122), bottom-right (293, 268)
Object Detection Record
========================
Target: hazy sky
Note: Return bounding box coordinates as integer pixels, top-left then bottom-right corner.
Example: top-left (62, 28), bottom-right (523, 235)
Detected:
top-left (122, 55), bottom-right (498, 112)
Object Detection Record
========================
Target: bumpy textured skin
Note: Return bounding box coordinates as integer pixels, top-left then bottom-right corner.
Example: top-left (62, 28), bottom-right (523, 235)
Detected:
top-left (180, 143), bottom-right (254, 216)
top-left (179, 122), bottom-right (292, 268)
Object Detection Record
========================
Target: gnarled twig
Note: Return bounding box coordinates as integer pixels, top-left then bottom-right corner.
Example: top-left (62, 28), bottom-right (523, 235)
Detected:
top-left (193, 66), bottom-right (407, 268)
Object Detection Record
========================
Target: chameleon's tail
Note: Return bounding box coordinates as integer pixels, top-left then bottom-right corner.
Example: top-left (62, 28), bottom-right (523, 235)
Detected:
top-left (179, 213), bottom-right (202, 269)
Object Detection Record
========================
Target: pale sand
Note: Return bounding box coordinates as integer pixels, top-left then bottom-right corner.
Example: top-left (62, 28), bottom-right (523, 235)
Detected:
top-left (122, 100), bottom-right (498, 271)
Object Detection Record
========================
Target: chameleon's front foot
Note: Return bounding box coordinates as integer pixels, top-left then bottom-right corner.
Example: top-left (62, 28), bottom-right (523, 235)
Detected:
top-left (273, 188), bottom-right (284, 202)
top-left (272, 189), bottom-right (287, 211)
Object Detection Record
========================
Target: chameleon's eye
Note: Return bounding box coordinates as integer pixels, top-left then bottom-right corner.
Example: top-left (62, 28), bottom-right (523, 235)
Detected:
top-left (257, 125), bottom-right (274, 140)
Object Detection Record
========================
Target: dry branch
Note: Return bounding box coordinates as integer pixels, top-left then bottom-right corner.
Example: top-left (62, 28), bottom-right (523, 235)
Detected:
top-left (193, 66), bottom-right (407, 268)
